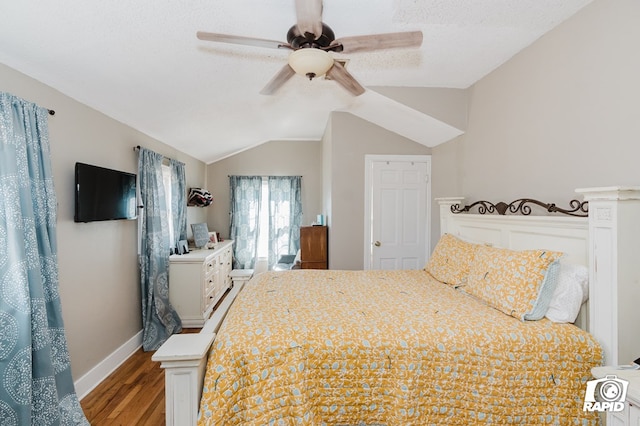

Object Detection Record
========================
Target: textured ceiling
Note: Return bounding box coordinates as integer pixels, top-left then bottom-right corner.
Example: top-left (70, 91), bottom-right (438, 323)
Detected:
top-left (0, 0), bottom-right (593, 163)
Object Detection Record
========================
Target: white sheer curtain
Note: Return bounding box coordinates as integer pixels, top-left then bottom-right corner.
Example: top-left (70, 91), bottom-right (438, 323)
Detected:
top-left (267, 176), bottom-right (303, 269)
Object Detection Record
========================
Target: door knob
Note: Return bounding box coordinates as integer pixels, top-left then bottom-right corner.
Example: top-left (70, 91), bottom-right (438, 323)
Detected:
top-left (374, 241), bottom-right (381, 247)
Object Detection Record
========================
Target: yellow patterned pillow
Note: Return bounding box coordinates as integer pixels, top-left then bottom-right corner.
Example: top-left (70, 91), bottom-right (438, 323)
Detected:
top-left (425, 234), bottom-right (479, 287)
top-left (465, 245), bottom-right (563, 321)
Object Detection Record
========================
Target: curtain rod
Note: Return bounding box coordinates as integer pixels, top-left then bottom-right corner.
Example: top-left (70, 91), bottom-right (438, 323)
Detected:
top-left (133, 145), bottom-right (175, 164)
top-left (134, 145), bottom-right (166, 156)
top-left (228, 175), bottom-right (302, 178)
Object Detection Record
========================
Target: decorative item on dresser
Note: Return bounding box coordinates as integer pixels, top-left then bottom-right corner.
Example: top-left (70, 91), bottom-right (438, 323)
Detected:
top-left (168, 240), bottom-right (233, 327)
top-left (300, 225), bottom-right (328, 269)
top-left (190, 222), bottom-right (210, 249)
top-left (187, 187), bottom-right (213, 207)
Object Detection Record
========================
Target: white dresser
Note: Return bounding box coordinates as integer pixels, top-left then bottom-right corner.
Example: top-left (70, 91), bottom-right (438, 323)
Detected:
top-left (168, 240), bottom-right (233, 327)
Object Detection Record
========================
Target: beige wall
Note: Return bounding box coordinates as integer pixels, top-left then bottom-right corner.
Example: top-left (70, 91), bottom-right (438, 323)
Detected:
top-left (432, 0), bottom-right (640, 245)
top-left (206, 140), bottom-right (323, 240)
top-left (325, 112), bottom-right (432, 270)
top-left (1, 63), bottom-right (207, 382)
top-left (370, 87), bottom-right (468, 131)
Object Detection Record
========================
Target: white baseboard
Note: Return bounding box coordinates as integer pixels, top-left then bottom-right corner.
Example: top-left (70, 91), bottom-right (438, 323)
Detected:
top-left (75, 330), bottom-right (143, 400)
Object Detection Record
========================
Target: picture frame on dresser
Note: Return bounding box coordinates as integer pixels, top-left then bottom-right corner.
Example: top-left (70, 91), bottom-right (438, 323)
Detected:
top-left (178, 239), bottom-right (189, 255)
top-left (191, 222), bottom-right (210, 249)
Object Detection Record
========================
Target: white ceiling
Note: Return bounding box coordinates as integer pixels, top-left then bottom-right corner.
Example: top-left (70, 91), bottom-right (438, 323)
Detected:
top-left (0, 0), bottom-right (592, 164)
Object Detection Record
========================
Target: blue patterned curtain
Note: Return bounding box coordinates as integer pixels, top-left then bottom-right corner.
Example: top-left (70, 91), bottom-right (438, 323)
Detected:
top-left (229, 176), bottom-right (262, 269)
top-left (268, 176), bottom-right (302, 269)
top-left (138, 148), bottom-right (182, 351)
top-left (0, 93), bottom-right (89, 424)
top-left (169, 159), bottom-right (187, 246)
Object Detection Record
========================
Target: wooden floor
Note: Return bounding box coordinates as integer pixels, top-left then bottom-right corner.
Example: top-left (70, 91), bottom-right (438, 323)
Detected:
top-left (81, 329), bottom-right (199, 425)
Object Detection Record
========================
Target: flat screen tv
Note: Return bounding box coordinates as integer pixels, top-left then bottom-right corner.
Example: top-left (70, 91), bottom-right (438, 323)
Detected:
top-left (74, 162), bottom-right (137, 222)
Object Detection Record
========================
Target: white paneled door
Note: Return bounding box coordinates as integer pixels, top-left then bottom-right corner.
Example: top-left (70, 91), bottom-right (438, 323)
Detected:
top-left (364, 155), bottom-right (431, 270)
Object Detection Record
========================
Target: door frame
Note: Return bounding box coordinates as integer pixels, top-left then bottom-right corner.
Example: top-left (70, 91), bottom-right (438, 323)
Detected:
top-left (363, 154), bottom-right (431, 270)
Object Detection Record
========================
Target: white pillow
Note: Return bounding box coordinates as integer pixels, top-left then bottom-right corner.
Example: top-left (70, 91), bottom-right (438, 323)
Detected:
top-left (545, 262), bottom-right (589, 323)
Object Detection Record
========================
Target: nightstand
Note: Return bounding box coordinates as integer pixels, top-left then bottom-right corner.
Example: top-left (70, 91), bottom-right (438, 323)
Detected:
top-left (591, 366), bottom-right (640, 425)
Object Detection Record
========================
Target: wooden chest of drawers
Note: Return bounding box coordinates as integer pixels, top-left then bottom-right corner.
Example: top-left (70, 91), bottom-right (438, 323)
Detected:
top-left (300, 226), bottom-right (328, 269)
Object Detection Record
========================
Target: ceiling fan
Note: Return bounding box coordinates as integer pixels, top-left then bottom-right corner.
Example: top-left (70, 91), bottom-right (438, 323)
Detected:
top-left (196, 0), bottom-right (423, 96)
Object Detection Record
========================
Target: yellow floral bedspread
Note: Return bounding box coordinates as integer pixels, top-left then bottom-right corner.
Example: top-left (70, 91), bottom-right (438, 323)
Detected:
top-left (198, 270), bottom-right (602, 425)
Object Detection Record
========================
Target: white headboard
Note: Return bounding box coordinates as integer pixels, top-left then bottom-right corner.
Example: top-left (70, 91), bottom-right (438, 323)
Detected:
top-left (437, 197), bottom-right (589, 329)
top-left (439, 199), bottom-right (588, 265)
top-left (437, 187), bottom-right (640, 366)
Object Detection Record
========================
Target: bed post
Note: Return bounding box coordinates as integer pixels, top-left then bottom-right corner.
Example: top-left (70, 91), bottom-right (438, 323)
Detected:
top-left (436, 197), bottom-right (465, 236)
top-left (154, 278), bottom-right (248, 426)
top-left (576, 186), bottom-right (640, 366)
top-left (152, 333), bottom-right (216, 426)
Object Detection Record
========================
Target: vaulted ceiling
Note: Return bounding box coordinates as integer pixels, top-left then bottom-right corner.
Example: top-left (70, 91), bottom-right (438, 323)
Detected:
top-left (0, 0), bottom-right (593, 163)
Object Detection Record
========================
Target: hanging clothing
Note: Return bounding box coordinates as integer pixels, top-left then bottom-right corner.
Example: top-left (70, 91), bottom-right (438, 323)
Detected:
top-left (0, 92), bottom-right (89, 424)
top-left (137, 147), bottom-right (182, 351)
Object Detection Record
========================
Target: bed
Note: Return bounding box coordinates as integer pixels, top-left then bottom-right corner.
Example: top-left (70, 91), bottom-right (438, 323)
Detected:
top-left (152, 186), bottom-right (640, 425)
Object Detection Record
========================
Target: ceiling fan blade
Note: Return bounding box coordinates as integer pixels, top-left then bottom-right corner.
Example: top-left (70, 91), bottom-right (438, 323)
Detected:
top-left (295, 0), bottom-right (323, 39)
top-left (326, 61), bottom-right (365, 96)
top-left (197, 31), bottom-right (288, 50)
top-left (260, 64), bottom-right (296, 95)
top-left (333, 31), bottom-right (423, 54)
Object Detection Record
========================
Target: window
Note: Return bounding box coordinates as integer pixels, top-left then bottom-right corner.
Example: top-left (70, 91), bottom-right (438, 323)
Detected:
top-left (229, 175), bottom-right (302, 269)
top-left (136, 150), bottom-right (187, 258)
top-left (245, 177), bottom-right (296, 260)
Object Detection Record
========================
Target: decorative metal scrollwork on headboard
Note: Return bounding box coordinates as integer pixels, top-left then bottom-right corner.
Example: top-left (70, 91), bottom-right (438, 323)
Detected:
top-left (451, 198), bottom-right (589, 217)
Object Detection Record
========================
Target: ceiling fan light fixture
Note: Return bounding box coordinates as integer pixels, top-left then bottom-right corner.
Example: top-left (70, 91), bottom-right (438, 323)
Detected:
top-left (288, 48), bottom-right (334, 80)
